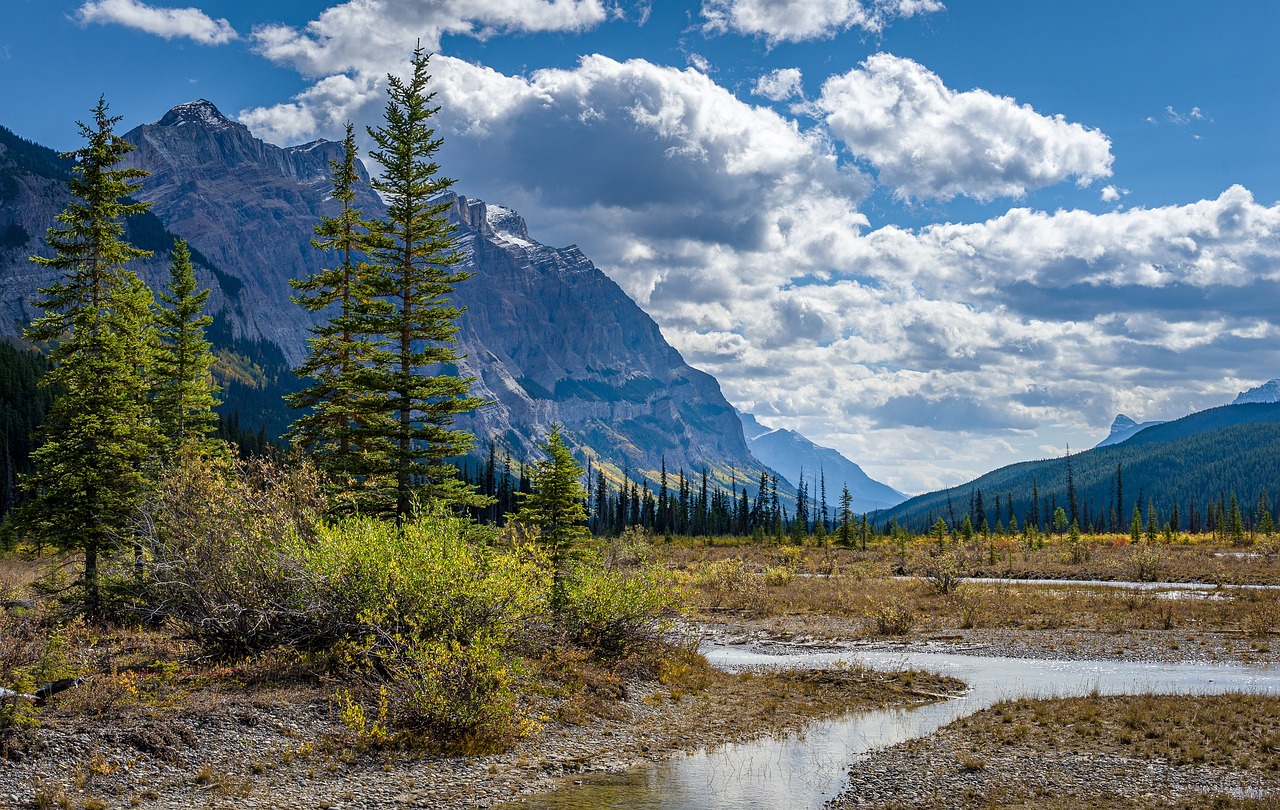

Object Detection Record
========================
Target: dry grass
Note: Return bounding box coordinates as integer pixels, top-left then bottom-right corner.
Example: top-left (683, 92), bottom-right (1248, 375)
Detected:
top-left (660, 532), bottom-right (1280, 585)
top-left (665, 542), bottom-right (1280, 642)
top-left (830, 694), bottom-right (1280, 809)
top-left (968, 694), bottom-right (1280, 771)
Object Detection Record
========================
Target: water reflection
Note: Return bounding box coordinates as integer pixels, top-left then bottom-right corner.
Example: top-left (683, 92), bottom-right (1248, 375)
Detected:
top-left (502, 644), bottom-right (1280, 809)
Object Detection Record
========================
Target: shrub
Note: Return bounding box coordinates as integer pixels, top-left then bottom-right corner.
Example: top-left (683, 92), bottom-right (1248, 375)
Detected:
top-left (684, 558), bottom-right (760, 610)
top-left (866, 598), bottom-right (915, 636)
top-left (922, 551), bottom-right (963, 595)
top-left (136, 451), bottom-right (682, 747)
top-left (559, 562), bottom-right (681, 660)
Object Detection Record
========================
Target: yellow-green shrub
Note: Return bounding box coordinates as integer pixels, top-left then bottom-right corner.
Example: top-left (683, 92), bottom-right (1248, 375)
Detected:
top-left (559, 562), bottom-right (681, 659)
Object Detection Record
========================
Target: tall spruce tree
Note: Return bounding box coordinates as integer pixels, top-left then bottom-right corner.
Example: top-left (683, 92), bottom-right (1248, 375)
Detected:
top-left (287, 123), bottom-right (390, 510)
top-left (361, 46), bottom-right (487, 520)
top-left (19, 99), bottom-right (156, 618)
top-left (837, 484), bottom-right (854, 547)
top-left (513, 424), bottom-right (590, 610)
top-left (154, 238), bottom-right (220, 453)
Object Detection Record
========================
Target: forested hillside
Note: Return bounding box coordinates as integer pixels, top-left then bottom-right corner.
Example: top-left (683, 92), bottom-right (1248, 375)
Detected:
top-left (883, 403), bottom-right (1280, 534)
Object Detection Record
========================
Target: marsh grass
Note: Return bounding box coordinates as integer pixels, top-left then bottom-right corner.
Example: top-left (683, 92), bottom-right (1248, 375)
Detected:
top-left (849, 694), bottom-right (1280, 809)
top-left (958, 693), bottom-right (1280, 772)
top-left (668, 543), bottom-right (1280, 639)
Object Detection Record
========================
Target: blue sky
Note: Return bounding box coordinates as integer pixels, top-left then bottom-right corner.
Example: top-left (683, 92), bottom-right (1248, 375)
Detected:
top-left (3, 0), bottom-right (1279, 493)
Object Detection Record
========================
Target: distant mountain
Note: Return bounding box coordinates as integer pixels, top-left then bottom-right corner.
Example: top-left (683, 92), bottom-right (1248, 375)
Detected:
top-left (1234, 379), bottom-right (1280, 405)
top-left (1095, 414), bottom-right (1166, 448)
top-left (737, 411), bottom-right (906, 513)
top-left (883, 403), bottom-right (1280, 532)
top-left (0, 120), bottom-right (297, 439)
top-left (0, 101), bottom-right (773, 487)
top-left (121, 99), bottom-right (372, 362)
top-left (441, 194), bottom-right (767, 485)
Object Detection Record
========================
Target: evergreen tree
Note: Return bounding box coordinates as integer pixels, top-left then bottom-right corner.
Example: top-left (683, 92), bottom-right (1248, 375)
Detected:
top-left (359, 46), bottom-right (486, 520)
top-left (1065, 446), bottom-right (1079, 528)
top-left (153, 239), bottom-right (220, 453)
top-left (18, 99), bottom-right (156, 618)
top-left (1029, 478), bottom-right (1040, 531)
top-left (287, 124), bottom-right (387, 509)
top-left (1257, 490), bottom-right (1275, 537)
top-left (837, 484), bottom-right (854, 547)
top-left (1228, 493), bottom-right (1246, 545)
top-left (512, 424), bottom-right (590, 611)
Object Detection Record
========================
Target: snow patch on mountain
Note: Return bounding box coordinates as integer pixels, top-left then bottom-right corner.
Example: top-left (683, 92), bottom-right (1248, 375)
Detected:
top-left (1233, 379), bottom-right (1280, 405)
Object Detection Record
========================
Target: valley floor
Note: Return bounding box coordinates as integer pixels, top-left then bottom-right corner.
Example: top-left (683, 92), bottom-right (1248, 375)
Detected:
top-left (0, 643), bottom-right (958, 809)
top-left (5, 536), bottom-right (1280, 808)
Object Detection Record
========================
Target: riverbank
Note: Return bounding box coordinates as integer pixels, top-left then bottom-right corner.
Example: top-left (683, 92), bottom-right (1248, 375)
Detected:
top-left (827, 693), bottom-right (1280, 809)
top-left (705, 616), bottom-right (1278, 667)
top-left (0, 651), bottom-right (961, 809)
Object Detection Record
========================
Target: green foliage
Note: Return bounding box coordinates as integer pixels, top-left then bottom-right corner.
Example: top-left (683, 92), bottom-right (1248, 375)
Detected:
top-left (513, 423), bottom-right (590, 610)
top-left (558, 562), bottom-right (681, 659)
top-left (136, 447), bottom-right (683, 746)
top-left (357, 46), bottom-right (487, 519)
top-left (18, 99), bottom-right (157, 618)
top-left (837, 484), bottom-right (854, 547)
top-left (154, 239), bottom-right (220, 453)
top-left (287, 124), bottom-right (389, 513)
top-left (1052, 506), bottom-right (1068, 534)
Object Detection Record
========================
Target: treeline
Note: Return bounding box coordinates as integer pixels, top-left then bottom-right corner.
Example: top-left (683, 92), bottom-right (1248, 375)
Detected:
top-left (0, 343), bottom-right (55, 520)
top-left (885, 410), bottom-right (1280, 537)
top-left (911, 473), bottom-right (1275, 545)
top-left (457, 451), bottom-right (885, 544)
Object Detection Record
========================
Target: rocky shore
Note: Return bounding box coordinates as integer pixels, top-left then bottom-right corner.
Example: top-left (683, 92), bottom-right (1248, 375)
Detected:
top-left (2, 616), bottom-right (1274, 808)
top-left (825, 693), bottom-right (1280, 809)
top-left (0, 657), bottom-right (959, 809)
top-left (706, 618), bottom-right (1278, 668)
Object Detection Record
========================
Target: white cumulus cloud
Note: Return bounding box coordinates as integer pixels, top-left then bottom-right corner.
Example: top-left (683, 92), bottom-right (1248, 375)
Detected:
top-left (230, 3), bottom-right (1280, 494)
top-left (76, 0), bottom-right (237, 44)
top-left (702, 0), bottom-right (944, 43)
top-left (251, 0), bottom-right (609, 76)
top-left (753, 67), bottom-right (804, 102)
top-left (811, 53), bottom-right (1113, 201)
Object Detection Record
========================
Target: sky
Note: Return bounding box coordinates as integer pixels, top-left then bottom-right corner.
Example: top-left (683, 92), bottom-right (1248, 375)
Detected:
top-left (3, 0), bottom-right (1280, 495)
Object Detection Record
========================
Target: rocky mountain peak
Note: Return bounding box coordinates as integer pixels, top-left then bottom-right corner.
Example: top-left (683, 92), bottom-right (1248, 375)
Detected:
top-left (1233, 378), bottom-right (1280, 405)
top-left (443, 193), bottom-right (495, 239)
top-left (1110, 414), bottom-right (1138, 431)
top-left (157, 100), bottom-right (241, 133)
top-left (1096, 412), bottom-right (1165, 448)
top-left (442, 193), bottom-right (535, 247)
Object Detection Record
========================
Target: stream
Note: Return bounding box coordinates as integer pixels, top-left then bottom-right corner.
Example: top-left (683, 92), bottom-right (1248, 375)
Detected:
top-left (502, 642), bottom-right (1280, 809)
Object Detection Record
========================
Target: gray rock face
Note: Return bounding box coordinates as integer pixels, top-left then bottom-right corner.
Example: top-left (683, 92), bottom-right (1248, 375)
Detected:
top-left (0, 122), bottom-right (237, 339)
top-left (737, 411), bottom-right (906, 513)
top-left (1095, 413), bottom-right (1166, 448)
top-left (1233, 379), bottom-right (1280, 405)
top-left (444, 194), bottom-right (762, 481)
top-left (108, 102), bottom-right (765, 483)
top-left (121, 100), bottom-right (375, 363)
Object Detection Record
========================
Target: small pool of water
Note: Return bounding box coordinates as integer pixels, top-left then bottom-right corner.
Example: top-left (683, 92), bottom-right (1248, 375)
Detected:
top-left (502, 643), bottom-right (1280, 809)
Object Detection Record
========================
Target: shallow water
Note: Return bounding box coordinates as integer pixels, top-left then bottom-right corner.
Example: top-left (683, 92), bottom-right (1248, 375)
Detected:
top-left (502, 643), bottom-right (1280, 809)
top-left (956, 576), bottom-right (1280, 591)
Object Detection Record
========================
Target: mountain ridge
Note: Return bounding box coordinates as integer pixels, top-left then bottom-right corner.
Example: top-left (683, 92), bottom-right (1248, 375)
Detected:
top-left (883, 402), bottom-right (1280, 532)
top-left (737, 411), bottom-right (905, 513)
top-left (104, 100), bottom-right (773, 488)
